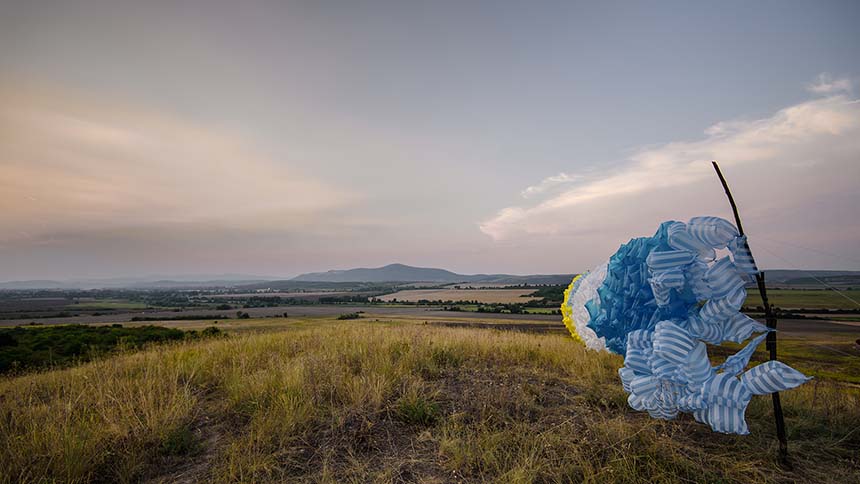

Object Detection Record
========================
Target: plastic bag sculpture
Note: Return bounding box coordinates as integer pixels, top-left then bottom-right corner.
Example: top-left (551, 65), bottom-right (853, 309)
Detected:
top-left (561, 216), bottom-right (810, 434)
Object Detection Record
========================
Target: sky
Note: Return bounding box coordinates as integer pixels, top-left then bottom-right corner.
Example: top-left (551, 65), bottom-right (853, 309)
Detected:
top-left (1, 0), bottom-right (859, 280)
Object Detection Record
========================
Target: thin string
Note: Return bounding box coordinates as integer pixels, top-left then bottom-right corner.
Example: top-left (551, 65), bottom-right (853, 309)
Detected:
top-left (752, 240), bottom-right (860, 308)
top-left (747, 232), bottom-right (860, 266)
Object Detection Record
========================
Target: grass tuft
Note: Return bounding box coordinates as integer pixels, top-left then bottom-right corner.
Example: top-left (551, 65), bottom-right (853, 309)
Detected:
top-left (159, 425), bottom-right (201, 457)
top-left (396, 389), bottom-right (439, 426)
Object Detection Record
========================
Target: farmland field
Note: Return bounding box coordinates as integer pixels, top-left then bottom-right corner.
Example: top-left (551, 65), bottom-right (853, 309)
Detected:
top-left (377, 288), bottom-right (539, 303)
top-left (207, 291), bottom-right (354, 299)
top-left (744, 289), bottom-right (860, 310)
top-left (68, 300), bottom-right (150, 310)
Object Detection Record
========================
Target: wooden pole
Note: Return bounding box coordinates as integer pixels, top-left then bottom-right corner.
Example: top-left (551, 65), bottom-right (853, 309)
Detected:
top-left (711, 161), bottom-right (789, 466)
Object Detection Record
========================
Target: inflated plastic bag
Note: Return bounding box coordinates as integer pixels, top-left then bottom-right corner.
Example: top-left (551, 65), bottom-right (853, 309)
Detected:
top-left (560, 216), bottom-right (810, 434)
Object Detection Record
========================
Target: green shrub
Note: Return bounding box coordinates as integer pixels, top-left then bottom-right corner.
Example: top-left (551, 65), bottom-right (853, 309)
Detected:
top-left (0, 325), bottom-right (185, 373)
top-left (396, 395), bottom-right (439, 426)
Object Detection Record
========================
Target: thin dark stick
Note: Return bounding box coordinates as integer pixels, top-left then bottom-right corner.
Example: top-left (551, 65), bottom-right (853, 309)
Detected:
top-left (711, 161), bottom-right (790, 466)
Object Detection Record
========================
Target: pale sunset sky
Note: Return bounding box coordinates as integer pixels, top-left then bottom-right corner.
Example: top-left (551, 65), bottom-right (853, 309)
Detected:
top-left (1, 1), bottom-right (859, 279)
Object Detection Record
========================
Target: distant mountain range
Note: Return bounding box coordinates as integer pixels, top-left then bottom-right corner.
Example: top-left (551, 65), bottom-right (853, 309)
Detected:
top-left (292, 263), bottom-right (464, 283)
top-left (0, 274), bottom-right (279, 290)
top-left (1, 265), bottom-right (858, 290)
top-left (289, 263), bottom-right (575, 285)
top-left (287, 265), bottom-right (860, 287)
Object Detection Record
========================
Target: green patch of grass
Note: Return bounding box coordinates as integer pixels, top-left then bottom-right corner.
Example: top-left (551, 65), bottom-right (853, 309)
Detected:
top-left (0, 324), bottom-right (226, 374)
top-left (826, 315), bottom-right (860, 322)
top-left (430, 346), bottom-right (463, 368)
top-left (443, 304), bottom-right (560, 315)
top-left (396, 394), bottom-right (439, 426)
top-left (159, 425), bottom-right (201, 457)
top-left (0, 324), bottom-right (186, 373)
top-left (523, 307), bottom-right (560, 314)
top-left (713, 333), bottom-right (860, 384)
top-left (68, 300), bottom-right (150, 310)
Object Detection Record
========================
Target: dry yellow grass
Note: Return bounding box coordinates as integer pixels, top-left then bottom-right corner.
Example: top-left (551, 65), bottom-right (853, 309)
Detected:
top-left (377, 289), bottom-right (538, 304)
top-left (1, 319), bottom-right (857, 483)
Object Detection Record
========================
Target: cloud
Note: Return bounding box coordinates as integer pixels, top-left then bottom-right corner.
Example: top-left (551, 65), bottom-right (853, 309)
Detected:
top-left (479, 80), bottom-right (860, 256)
top-left (520, 172), bottom-right (581, 198)
top-left (0, 83), bottom-right (353, 241)
top-left (807, 73), bottom-right (853, 95)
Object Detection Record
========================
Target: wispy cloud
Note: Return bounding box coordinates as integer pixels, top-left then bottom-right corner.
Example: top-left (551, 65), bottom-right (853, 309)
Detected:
top-left (521, 172), bottom-right (582, 198)
top-left (480, 76), bottom-right (860, 243)
top-left (807, 73), bottom-right (853, 95)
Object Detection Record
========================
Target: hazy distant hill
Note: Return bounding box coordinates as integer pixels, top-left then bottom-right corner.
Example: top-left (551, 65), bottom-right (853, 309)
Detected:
top-left (0, 274), bottom-right (278, 290)
top-left (468, 274), bottom-right (577, 285)
top-left (289, 263), bottom-right (574, 285)
top-left (291, 264), bottom-right (465, 283)
top-left (288, 264), bottom-right (860, 287)
top-left (3, 267), bottom-right (856, 290)
top-left (0, 280), bottom-right (70, 290)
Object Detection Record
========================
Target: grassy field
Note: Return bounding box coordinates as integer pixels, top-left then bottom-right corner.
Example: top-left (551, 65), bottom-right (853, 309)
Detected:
top-left (377, 289), bottom-right (539, 304)
top-left (744, 289), bottom-right (860, 310)
top-left (376, 287), bottom-right (860, 310)
top-left (432, 304), bottom-right (559, 314)
top-left (713, 332), bottom-right (860, 384)
top-left (825, 315), bottom-right (860, 322)
top-left (1, 318), bottom-right (857, 483)
top-left (66, 299), bottom-right (151, 310)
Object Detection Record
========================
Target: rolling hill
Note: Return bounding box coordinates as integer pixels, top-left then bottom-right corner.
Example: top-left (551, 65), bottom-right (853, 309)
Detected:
top-left (291, 263), bottom-right (465, 283)
top-left (289, 263), bottom-right (574, 285)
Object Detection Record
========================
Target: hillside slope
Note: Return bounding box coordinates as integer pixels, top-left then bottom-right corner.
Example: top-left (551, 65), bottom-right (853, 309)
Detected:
top-left (1, 321), bottom-right (856, 483)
